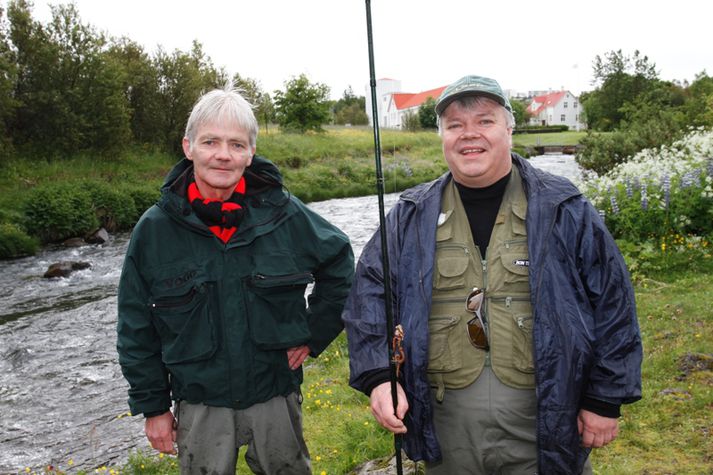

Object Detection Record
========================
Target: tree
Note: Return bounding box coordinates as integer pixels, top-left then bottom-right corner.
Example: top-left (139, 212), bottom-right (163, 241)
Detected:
top-left (402, 111), bottom-right (420, 132)
top-left (106, 38), bottom-right (163, 147)
top-left (509, 99), bottom-right (531, 127)
top-left (233, 73), bottom-right (275, 129)
top-left (274, 74), bottom-right (330, 133)
top-left (682, 71), bottom-right (713, 127)
top-left (0, 5), bottom-right (17, 159)
top-left (332, 86), bottom-right (368, 125)
top-left (7, 1), bottom-right (130, 156)
top-left (581, 50), bottom-right (661, 131)
top-left (154, 41), bottom-right (226, 153)
top-left (418, 97), bottom-right (437, 129)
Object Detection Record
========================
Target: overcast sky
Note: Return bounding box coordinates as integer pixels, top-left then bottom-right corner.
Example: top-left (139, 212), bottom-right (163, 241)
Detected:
top-left (23, 0), bottom-right (713, 99)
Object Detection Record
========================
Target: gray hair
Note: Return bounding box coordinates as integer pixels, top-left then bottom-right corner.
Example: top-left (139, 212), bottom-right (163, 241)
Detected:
top-left (184, 82), bottom-right (258, 149)
top-left (437, 95), bottom-right (515, 135)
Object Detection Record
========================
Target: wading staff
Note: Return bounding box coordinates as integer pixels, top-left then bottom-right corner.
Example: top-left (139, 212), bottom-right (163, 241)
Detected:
top-left (364, 1), bottom-right (404, 474)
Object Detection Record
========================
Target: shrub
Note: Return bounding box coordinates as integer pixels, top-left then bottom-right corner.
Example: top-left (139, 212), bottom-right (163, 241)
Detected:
top-left (23, 183), bottom-right (99, 243)
top-left (581, 128), bottom-right (713, 243)
top-left (0, 222), bottom-right (39, 258)
top-left (122, 183), bottom-right (161, 219)
top-left (513, 125), bottom-right (569, 134)
top-left (82, 181), bottom-right (137, 232)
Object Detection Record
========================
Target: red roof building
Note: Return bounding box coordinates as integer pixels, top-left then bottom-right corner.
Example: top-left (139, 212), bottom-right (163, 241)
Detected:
top-left (527, 90), bottom-right (586, 130)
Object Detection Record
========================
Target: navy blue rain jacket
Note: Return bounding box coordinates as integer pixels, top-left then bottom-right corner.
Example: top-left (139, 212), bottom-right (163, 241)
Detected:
top-left (342, 154), bottom-right (642, 474)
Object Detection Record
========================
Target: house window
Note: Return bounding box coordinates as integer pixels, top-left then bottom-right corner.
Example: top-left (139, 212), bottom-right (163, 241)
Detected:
top-left (574, 102), bottom-right (578, 108)
top-left (564, 102), bottom-right (568, 108)
top-left (560, 114), bottom-right (566, 122)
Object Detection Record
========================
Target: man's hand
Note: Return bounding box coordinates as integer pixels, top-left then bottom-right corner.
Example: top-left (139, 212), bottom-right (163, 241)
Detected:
top-left (578, 409), bottom-right (619, 448)
top-left (145, 411), bottom-right (177, 455)
top-left (370, 381), bottom-right (408, 434)
top-left (287, 345), bottom-right (310, 370)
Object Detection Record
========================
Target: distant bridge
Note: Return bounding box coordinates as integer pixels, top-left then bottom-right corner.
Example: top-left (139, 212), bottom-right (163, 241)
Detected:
top-left (531, 145), bottom-right (584, 155)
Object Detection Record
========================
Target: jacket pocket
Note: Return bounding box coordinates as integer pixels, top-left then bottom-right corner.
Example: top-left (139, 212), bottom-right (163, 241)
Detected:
top-left (245, 272), bottom-right (314, 350)
top-left (150, 282), bottom-right (217, 365)
top-left (427, 314), bottom-right (462, 372)
top-left (512, 313), bottom-right (535, 373)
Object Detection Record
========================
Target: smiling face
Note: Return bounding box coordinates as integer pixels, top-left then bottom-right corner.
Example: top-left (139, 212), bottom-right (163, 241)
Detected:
top-left (182, 121), bottom-right (255, 200)
top-left (439, 97), bottom-right (513, 188)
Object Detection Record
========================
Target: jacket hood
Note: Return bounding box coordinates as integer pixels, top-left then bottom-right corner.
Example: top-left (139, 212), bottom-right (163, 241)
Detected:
top-left (161, 154), bottom-right (283, 195)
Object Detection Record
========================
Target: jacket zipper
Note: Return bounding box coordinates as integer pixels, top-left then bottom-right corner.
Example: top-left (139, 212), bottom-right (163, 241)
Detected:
top-left (250, 272), bottom-right (314, 287)
top-left (149, 287), bottom-right (199, 309)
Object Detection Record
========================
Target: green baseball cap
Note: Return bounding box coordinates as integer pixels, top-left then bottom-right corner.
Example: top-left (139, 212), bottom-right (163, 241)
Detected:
top-left (435, 75), bottom-right (512, 116)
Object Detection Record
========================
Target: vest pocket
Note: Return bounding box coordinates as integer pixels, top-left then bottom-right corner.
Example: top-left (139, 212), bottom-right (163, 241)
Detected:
top-left (500, 251), bottom-right (530, 293)
top-left (512, 314), bottom-right (535, 373)
top-left (427, 314), bottom-right (462, 372)
top-left (433, 256), bottom-right (469, 291)
top-left (150, 282), bottom-right (217, 365)
top-left (245, 272), bottom-right (314, 350)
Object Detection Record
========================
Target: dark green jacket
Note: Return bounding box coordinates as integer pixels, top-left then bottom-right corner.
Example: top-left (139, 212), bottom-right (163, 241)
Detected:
top-left (117, 156), bottom-right (354, 416)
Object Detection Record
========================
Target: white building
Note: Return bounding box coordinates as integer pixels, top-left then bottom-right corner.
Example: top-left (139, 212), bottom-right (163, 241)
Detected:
top-left (365, 79), bottom-right (446, 129)
top-left (527, 91), bottom-right (586, 131)
top-left (365, 78), bottom-right (402, 127)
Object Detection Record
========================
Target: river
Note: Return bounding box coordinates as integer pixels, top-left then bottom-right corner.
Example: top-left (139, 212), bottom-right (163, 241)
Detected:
top-left (0, 154), bottom-right (580, 473)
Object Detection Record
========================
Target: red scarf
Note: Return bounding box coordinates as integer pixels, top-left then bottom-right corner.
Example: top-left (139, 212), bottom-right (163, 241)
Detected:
top-left (187, 177), bottom-right (246, 243)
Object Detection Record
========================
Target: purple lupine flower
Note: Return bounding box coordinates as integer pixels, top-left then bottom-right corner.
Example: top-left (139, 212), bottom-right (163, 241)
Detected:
top-left (610, 195), bottom-right (620, 214)
top-left (661, 174), bottom-right (671, 209)
top-left (707, 158), bottom-right (713, 178)
top-left (625, 178), bottom-right (633, 198)
top-left (641, 184), bottom-right (648, 211)
top-left (680, 170), bottom-right (697, 189)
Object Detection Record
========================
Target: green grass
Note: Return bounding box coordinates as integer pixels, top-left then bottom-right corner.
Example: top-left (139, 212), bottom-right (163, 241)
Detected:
top-left (512, 130), bottom-right (588, 147)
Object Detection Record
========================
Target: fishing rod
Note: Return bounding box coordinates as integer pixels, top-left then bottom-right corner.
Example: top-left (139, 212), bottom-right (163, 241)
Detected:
top-left (364, 1), bottom-right (404, 474)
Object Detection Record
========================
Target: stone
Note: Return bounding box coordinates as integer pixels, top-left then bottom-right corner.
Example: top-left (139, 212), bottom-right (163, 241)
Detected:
top-left (86, 227), bottom-right (110, 244)
top-left (350, 452), bottom-right (423, 475)
top-left (43, 261), bottom-right (91, 278)
top-left (62, 237), bottom-right (86, 247)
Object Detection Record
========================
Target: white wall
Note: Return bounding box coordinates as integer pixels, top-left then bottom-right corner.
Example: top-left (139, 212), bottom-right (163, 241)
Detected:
top-left (365, 79), bottom-right (402, 127)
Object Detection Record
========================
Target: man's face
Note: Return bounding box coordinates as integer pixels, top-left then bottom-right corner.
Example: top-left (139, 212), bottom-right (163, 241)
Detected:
top-left (182, 121), bottom-right (255, 200)
top-left (439, 98), bottom-right (513, 188)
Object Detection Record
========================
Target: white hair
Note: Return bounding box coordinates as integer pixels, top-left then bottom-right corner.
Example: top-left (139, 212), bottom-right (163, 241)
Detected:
top-left (184, 82), bottom-right (258, 149)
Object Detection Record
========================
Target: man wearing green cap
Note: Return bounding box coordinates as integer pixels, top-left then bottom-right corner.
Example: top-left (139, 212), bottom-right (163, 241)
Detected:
top-left (343, 75), bottom-right (642, 473)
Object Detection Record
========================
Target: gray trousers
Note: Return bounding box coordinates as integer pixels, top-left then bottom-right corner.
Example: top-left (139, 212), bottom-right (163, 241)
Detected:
top-left (176, 393), bottom-right (311, 475)
top-left (426, 367), bottom-right (592, 475)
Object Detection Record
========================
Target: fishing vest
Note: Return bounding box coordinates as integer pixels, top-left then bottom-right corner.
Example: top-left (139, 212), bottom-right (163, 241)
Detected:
top-left (427, 166), bottom-right (535, 402)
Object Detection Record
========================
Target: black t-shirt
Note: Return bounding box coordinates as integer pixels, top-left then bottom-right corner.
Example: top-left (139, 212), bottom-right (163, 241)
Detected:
top-left (455, 171), bottom-right (511, 256)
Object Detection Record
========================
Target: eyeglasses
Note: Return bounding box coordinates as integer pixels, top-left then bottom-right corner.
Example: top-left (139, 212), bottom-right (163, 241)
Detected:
top-left (465, 287), bottom-right (489, 351)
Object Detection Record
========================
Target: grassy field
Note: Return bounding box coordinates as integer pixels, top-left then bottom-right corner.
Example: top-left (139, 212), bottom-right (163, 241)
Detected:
top-left (513, 130), bottom-right (588, 146)
top-left (0, 127), bottom-right (582, 214)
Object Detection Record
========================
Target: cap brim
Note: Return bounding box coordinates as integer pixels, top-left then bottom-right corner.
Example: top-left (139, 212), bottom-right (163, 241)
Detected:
top-left (436, 91), bottom-right (509, 115)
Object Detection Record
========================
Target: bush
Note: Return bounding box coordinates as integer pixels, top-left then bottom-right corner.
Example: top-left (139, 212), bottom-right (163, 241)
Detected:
top-left (581, 128), bottom-right (713, 243)
top-left (513, 125), bottom-right (569, 134)
top-left (122, 183), bottom-right (161, 219)
top-left (82, 181), bottom-right (137, 232)
top-left (23, 183), bottom-right (100, 243)
top-left (0, 222), bottom-right (39, 258)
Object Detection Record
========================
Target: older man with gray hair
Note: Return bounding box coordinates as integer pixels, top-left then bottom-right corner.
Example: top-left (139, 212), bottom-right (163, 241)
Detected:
top-left (343, 75), bottom-right (642, 474)
top-left (117, 83), bottom-right (354, 474)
